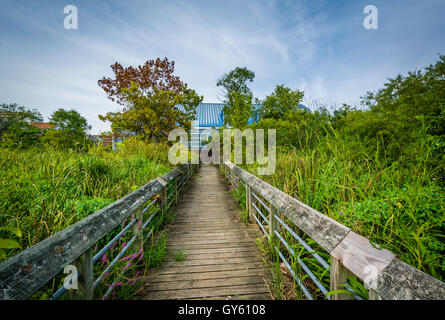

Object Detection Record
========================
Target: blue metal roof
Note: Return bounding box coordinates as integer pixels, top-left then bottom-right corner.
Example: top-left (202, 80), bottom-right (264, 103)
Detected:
top-left (196, 103), bottom-right (225, 127)
top-left (176, 103), bottom-right (224, 127)
top-left (176, 102), bottom-right (310, 128)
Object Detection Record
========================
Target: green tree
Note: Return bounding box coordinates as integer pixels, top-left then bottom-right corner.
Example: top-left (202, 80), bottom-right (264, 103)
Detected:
top-left (350, 55), bottom-right (445, 167)
top-left (259, 85), bottom-right (305, 120)
top-left (98, 58), bottom-right (202, 142)
top-left (43, 109), bottom-right (91, 149)
top-left (0, 103), bottom-right (43, 148)
top-left (225, 91), bottom-right (253, 129)
top-left (217, 67), bottom-right (255, 128)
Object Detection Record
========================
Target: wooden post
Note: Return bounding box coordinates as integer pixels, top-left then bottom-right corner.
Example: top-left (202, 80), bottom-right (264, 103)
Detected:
top-left (133, 207), bottom-right (143, 252)
top-left (330, 256), bottom-right (355, 300)
top-left (161, 185), bottom-right (167, 214)
top-left (369, 289), bottom-right (383, 300)
top-left (246, 184), bottom-right (253, 222)
top-left (268, 206), bottom-right (279, 241)
top-left (174, 177), bottom-right (178, 204)
top-left (68, 248), bottom-right (94, 300)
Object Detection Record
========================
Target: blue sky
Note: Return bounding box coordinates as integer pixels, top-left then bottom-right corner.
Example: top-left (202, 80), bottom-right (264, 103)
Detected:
top-left (0, 0), bottom-right (444, 134)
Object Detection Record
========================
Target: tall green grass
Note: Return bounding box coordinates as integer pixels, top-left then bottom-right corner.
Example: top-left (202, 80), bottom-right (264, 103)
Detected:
top-left (243, 127), bottom-right (445, 283)
top-left (0, 139), bottom-right (171, 261)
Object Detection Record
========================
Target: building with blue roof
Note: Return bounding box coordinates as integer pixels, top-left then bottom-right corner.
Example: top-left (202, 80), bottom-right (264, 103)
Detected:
top-left (109, 102), bottom-right (309, 150)
top-left (179, 102), bottom-right (309, 150)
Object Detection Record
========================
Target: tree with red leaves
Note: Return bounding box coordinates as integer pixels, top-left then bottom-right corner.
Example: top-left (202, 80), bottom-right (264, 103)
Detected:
top-left (98, 58), bottom-right (202, 142)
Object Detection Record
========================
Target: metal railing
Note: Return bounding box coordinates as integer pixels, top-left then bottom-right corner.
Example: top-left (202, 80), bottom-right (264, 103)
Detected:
top-left (0, 164), bottom-right (198, 300)
top-left (221, 161), bottom-right (445, 300)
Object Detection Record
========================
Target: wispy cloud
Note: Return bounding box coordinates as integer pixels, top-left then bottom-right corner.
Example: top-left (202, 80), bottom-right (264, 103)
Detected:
top-left (0, 0), bottom-right (444, 133)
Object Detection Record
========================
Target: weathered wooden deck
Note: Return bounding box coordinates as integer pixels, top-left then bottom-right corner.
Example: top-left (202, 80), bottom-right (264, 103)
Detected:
top-left (141, 165), bottom-right (272, 300)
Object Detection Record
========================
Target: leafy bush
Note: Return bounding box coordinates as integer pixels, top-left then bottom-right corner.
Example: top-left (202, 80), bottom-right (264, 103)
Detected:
top-left (242, 56), bottom-right (445, 283)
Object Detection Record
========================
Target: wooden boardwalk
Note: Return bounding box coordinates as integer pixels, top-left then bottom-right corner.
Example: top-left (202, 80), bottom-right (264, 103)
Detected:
top-left (141, 165), bottom-right (272, 300)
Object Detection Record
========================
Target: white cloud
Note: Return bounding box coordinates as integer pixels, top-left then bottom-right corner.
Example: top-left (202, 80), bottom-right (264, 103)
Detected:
top-left (1, 0), bottom-right (444, 132)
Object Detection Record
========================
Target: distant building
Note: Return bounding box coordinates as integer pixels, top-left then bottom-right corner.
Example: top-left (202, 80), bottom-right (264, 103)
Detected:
top-left (90, 133), bottom-right (122, 151)
top-left (31, 122), bottom-right (56, 133)
top-left (177, 102), bottom-right (309, 150)
top-left (95, 102), bottom-right (309, 151)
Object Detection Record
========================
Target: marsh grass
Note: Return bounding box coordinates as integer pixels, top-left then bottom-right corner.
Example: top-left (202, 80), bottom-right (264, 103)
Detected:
top-left (224, 124), bottom-right (444, 299)
top-left (174, 249), bottom-right (188, 262)
top-left (243, 131), bottom-right (444, 282)
top-left (0, 142), bottom-right (171, 261)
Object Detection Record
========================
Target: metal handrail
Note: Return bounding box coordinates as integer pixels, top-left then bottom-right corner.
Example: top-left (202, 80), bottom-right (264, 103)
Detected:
top-left (0, 163), bottom-right (198, 300)
top-left (221, 161), bottom-right (445, 300)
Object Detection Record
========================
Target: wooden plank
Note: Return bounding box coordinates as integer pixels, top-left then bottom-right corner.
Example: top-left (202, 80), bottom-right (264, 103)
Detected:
top-left (168, 229), bottom-right (245, 235)
top-left (169, 219), bottom-right (238, 224)
top-left (187, 293), bottom-right (272, 300)
top-left (168, 223), bottom-right (243, 229)
top-left (374, 258), bottom-right (445, 300)
top-left (146, 275), bottom-right (266, 291)
top-left (166, 246), bottom-right (257, 255)
top-left (68, 248), bottom-right (94, 300)
top-left (165, 251), bottom-right (261, 262)
top-left (166, 231), bottom-right (248, 238)
top-left (142, 284), bottom-right (270, 300)
top-left (170, 219), bottom-right (234, 225)
top-left (369, 289), bottom-right (383, 300)
top-left (141, 164), bottom-right (271, 300)
top-left (167, 238), bottom-right (253, 245)
top-left (149, 268), bottom-right (266, 283)
top-left (150, 263), bottom-right (265, 276)
top-left (161, 256), bottom-right (263, 268)
top-left (167, 244), bottom-right (255, 251)
top-left (330, 231), bottom-right (395, 285)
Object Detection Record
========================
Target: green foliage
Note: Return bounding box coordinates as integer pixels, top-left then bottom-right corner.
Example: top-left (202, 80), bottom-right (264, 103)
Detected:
top-left (144, 231), bottom-right (168, 268)
top-left (49, 108), bottom-right (91, 132)
top-left (0, 226), bottom-right (22, 261)
top-left (241, 56), bottom-right (445, 296)
top-left (217, 67), bottom-right (255, 128)
top-left (217, 67), bottom-right (255, 96)
top-left (348, 55), bottom-right (445, 169)
top-left (174, 249), bottom-right (187, 261)
top-left (42, 108), bottom-right (91, 150)
top-left (325, 276), bottom-right (369, 300)
top-left (259, 85), bottom-right (305, 120)
top-left (98, 58), bottom-right (203, 142)
top-left (0, 103), bottom-right (43, 149)
top-left (0, 141), bottom-right (171, 260)
top-left (225, 91), bottom-right (254, 129)
top-left (100, 82), bottom-right (202, 142)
